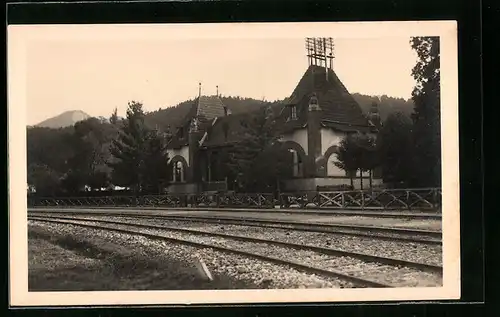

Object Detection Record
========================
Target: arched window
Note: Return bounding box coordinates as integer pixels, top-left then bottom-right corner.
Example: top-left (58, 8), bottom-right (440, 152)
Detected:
top-left (290, 105), bottom-right (297, 120)
top-left (288, 149), bottom-right (303, 177)
top-left (173, 161), bottom-right (185, 182)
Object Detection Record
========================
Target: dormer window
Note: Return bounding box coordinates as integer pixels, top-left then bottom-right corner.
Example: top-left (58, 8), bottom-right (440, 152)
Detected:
top-left (290, 105), bottom-right (297, 120)
top-left (310, 96), bottom-right (318, 106)
top-left (308, 94), bottom-right (321, 111)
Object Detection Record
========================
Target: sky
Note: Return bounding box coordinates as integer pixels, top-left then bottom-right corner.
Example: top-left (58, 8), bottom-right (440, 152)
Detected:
top-left (26, 37), bottom-right (418, 125)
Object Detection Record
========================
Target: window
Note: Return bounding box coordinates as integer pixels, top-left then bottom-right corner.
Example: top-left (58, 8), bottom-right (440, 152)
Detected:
top-left (173, 161), bottom-right (184, 182)
top-left (288, 149), bottom-right (303, 177)
top-left (290, 105), bottom-right (297, 120)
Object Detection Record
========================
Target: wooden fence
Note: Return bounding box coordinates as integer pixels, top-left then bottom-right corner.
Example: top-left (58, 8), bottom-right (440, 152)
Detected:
top-left (28, 188), bottom-right (441, 211)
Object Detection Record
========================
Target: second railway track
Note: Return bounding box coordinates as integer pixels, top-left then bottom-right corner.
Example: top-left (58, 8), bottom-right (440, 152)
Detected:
top-left (29, 208), bottom-right (442, 245)
top-left (29, 215), bottom-right (443, 288)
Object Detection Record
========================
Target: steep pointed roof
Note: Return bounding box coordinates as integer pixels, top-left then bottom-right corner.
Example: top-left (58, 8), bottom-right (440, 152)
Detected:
top-left (183, 95), bottom-right (227, 123)
top-left (167, 95), bottom-right (227, 149)
top-left (281, 65), bottom-right (374, 132)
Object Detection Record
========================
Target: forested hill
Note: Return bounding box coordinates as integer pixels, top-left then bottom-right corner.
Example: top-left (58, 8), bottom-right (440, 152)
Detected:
top-left (351, 93), bottom-right (414, 120)
top-left (145, 94), bottom-right (413, 132)
top-left (145, 96), bottom-right (278, 132)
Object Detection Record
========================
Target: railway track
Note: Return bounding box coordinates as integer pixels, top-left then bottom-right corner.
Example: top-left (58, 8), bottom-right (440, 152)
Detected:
top-left (29, 215), bottom-right (443, 288)
top-left (29, 209), bottom-right (442, 245)
top-left (29, 206), bottom-right (442, 219)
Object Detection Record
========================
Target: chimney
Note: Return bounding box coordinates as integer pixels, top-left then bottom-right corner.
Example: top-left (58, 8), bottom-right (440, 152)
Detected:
top-left (198, 82), bottom-right (202, 97)
top-left (216, 85), bottom-right (219, 97)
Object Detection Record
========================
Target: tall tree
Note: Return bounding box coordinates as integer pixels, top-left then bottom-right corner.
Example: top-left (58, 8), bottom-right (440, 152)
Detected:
top-left (108, 101), bottom-right (149, 192)
top-left (225, 106), bottom-right (290, 192)
top-left (377, 112), bottom-right (414, 187)
top-left (60, 117), bottom-right (113, 193)
top-left (141, 129), bottom-right (172, 194)
top-left (410, 36), bottom-right (441, 187)
top-left (108, 101), bottom-right (171, 194)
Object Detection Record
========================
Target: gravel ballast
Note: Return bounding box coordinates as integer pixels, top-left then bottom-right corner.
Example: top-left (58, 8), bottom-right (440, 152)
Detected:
top-left (30, 218), bottom-right (442, 288)
top-left (29, 220), bottom-right (355, 289)
top-left (148, 215), bottom-right (442, 241)
top-left (41, 214), bottom-right (442, 266)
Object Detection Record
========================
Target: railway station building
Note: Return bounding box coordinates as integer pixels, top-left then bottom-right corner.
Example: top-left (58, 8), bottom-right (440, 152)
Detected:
top-left (166, 42), bottom-right (382, 194)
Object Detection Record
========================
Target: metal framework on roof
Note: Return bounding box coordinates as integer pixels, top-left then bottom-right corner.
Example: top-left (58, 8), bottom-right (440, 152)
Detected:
top-left (305, 37), bottom-right (335, 77)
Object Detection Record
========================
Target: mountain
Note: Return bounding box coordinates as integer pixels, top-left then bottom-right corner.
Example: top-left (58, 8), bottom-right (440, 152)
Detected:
top-left (35, 110), bottom-right (91, 128)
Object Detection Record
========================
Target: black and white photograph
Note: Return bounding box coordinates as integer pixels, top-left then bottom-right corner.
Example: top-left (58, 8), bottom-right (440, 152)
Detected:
top-left (8, 21), bottom-right (460, 306)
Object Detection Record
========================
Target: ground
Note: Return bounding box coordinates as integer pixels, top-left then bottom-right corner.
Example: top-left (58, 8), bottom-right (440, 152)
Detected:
top-left (28, 224), bottom-right (254, 291)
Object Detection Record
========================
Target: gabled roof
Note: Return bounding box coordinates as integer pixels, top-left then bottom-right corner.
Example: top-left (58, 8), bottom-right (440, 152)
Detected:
top-left (201, 102), bottom-right (287, 148)
top-left (201, 112), bottom-right (248, 147)
top-left (167, 95), bottom-right (227, 149)
top-left (195, 95), bottom-right (227, 119)
top-left (280, 65), bottom-right (375, 133)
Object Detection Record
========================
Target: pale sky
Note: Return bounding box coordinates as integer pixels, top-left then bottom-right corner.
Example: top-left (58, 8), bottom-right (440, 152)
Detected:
top-left (26, 37), bottom-right (418, 125)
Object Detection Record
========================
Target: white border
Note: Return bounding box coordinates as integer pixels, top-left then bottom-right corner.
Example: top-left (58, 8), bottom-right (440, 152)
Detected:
top-left (8, 21), bottom-right (460, 307)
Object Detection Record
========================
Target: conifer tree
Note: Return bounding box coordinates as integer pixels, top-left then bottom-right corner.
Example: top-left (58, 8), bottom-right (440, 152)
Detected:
top-left (108, 101), bottom-right (149, 192)
top-left (410, 36), bottom-right (441, 187)
top-left (108, 101), bottom-right (171, 194)
top-left (110, 107), bottom-right (118, 125)
top-left (377, 112), bottom-right (414, 187)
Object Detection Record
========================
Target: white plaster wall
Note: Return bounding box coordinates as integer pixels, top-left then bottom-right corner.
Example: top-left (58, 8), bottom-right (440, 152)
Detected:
top-left (167, 145), bottom-right (190, 166)
top-left (327, 154), bottom-right (346, 176)
top-left (321, 128), bottom-right (345, 176)
top-left (281, 128), bottom-right (308, 155)
top-left (321, 128), bottom-right (344, 155)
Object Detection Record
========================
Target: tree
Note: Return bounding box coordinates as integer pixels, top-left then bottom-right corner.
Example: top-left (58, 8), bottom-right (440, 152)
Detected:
top-left (410, 36), bottom-right (441, 187)
top-left (87, 171), bottom-right (110, 191)
top-left (60, 169), bottom-right (85, 194)
top-left (110, 107), bottom-right (118, 125)
top-left (334, 132), bottom-right (378, 190)
top-left (60, 117), bottom-right (114, 193)
top-left (357, 133), bottom-right (378, 189)
top-left (250, 143), bottom-right (292, 193)
top-left (334, 136), bottom-right (358, 189)
top-left (27, 126), bottom-right (74, 174)
top-left (27, 163), bottom-right (61, 196)
top-left (377, 112), bottom-right (414, 187)
top-left (141, 129), bottom-right (172, 194)
top-left (108, 101), bottom-right (171, 194)
top-left (108, 101), bottom-right (149, 193)
top-left (225, 106), bottom-right (290, 192)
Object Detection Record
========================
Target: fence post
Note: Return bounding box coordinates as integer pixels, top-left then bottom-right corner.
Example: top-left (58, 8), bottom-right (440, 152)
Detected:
top-left (361, 190), bottom-right (365, 210)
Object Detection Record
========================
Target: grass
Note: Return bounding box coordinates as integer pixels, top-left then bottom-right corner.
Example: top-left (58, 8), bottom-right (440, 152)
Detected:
top-left (28, 225), bottom-right (257, 291)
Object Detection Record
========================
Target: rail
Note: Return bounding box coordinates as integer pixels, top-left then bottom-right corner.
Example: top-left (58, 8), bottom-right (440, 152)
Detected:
top-left (28, 188), bottom-right (441, 211)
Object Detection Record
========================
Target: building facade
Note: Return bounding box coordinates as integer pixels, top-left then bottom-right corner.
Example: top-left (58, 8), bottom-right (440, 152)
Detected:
top-left (166, 56), bottom-right (382, 193)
